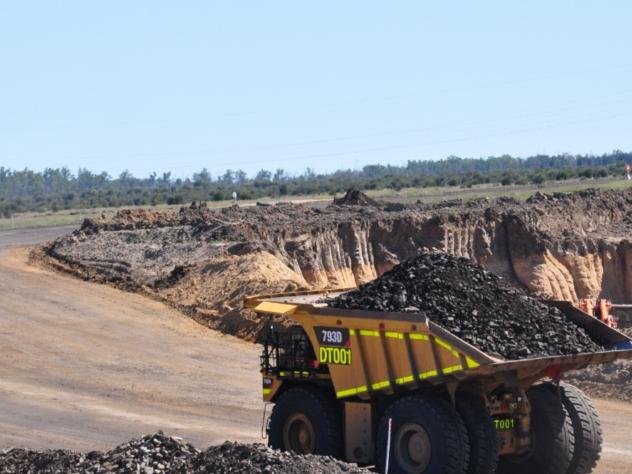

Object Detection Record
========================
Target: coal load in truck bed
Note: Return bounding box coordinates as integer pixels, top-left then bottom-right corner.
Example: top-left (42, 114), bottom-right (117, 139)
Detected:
top-left (326, 253), bottom-right (603, 359)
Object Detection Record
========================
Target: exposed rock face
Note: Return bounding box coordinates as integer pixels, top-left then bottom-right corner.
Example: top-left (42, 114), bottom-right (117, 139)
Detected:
top-left (39, 188), bottom-right (632, 339)
top-left (275, 189), bottom-right (632, 309)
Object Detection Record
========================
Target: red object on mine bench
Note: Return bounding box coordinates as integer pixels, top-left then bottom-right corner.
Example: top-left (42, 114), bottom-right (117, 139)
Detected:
top-left (578, 298), bottom-right (617, 329)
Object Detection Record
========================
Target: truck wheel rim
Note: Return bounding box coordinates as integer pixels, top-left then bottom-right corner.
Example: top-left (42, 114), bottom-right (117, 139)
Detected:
top-left (394, 422), bottom-right (431, 473)
top-left (284, 414), bottom-right (315, 454)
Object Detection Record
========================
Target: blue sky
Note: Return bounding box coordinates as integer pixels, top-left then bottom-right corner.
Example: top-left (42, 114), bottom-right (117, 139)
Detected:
top-left (1, 2), bottom-right (632, 179)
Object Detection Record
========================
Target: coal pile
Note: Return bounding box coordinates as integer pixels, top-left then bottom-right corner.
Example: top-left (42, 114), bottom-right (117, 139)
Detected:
top-left (0, 433), bottom-right (370, 474)
top-left (0, 433), bottom-right (198, 474)
top-left (333, 188), bottom-right (380, 207)
top-left (189, 441), bottom-right (370, 473)
top-left (327, 252), bottom-right (603, 359)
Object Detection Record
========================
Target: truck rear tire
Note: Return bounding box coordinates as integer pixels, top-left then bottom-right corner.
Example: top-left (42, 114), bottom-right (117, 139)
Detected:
top-left (497, 383), bottom-right (575, 474)
top-left (268, 386), bottom-right (342, 457)
top-left (376, 395), bottom-right (470, 474)
top-left (560, 382), bottom-right (602, 474)
top-left (456, 392), bottom-right (499, 474)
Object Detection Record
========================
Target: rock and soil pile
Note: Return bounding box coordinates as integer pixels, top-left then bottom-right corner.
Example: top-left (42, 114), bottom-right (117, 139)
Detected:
top-left (0, 433), bottom-right (197, 474)
top-left (0, 433), bottom-right (370, 474)
top-left (327, 252), bottom-right (603, 359)
top-left (333, 189), bottom-right (380, 207)
top-left (36, 187), bottom-right (632, 343)
top-left (189, 442), bottom-right (368, 474)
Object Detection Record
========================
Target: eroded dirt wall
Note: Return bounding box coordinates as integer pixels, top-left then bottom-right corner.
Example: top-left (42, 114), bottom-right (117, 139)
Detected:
top-left (39, 188), bottom-right (632, 338)
top-left (274, 207), bottom-right (632, 305)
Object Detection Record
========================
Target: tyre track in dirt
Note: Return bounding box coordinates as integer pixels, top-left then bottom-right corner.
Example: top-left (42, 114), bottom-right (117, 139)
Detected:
top-left (592, 399), bottom-right (632, 473)
top-left (0, 226), bottom-right (262, 450)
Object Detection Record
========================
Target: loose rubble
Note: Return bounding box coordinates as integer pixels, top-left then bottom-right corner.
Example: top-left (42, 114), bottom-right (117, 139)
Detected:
top-left (0, 433), bottom-right (197, 474)
top-left (37, 187), bottom-right (632, 343)
top-left (188, 442), bottom-right (369, 473)
top-left (332, 188), bottom-right (380, 207)
top-left (0, 433), bottom-right (370, 474)
top-left (327, 252), bottom-right (603, 359)
top-left (566, 328), bottom-right (632, 403)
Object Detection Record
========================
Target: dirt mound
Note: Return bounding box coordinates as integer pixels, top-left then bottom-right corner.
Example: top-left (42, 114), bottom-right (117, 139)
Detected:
top-left (0, 433), bottom-right (197, 474)
top-left (333, 188), bottom-right (380, 207)
top-left (37, 187), bottom-right (632, 342)
top-left (327, 252), bottom-right (602, 359)
top-left (190, 441), bottom-right (369, 473)
top-left (0, 433), bottom-right (369, 474)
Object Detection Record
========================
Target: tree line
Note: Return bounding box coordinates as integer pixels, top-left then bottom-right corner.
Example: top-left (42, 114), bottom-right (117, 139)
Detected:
top-left (1, 150), bottom-right (631, 218)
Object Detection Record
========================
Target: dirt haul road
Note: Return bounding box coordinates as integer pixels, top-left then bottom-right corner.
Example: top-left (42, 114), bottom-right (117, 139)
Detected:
top-left (0, 227), bottom-right (631, 473)
top-left (0, 227), bottom-right (262, 451)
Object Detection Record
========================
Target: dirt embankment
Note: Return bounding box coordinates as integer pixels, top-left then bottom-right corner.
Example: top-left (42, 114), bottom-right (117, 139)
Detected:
top-left (38, 188), bottom-right (632, 338)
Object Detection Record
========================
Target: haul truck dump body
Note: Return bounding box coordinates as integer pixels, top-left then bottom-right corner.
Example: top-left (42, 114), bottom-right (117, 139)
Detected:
top-left (245, 291), bottom-right (632, 474)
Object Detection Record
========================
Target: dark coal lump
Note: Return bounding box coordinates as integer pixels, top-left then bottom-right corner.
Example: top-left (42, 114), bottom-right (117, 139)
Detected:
top-left (326, 252), bottom-right (603, 359)
top-left (0, 433), bottom-right (198, 474)
top-left (0, 433), bottom-right (370, 474)
top-left (190, 441), bottom-right (369, 473)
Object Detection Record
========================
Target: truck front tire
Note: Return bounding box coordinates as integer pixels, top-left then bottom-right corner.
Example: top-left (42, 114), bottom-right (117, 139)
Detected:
top-left (268, 387), bottom-right (342, 458)
top-left (560, 382), bottom-right (602, 474)
top-left (376, 395), bottom-right (470, 474)
top-left (456, 392), bottom-right (499, 474)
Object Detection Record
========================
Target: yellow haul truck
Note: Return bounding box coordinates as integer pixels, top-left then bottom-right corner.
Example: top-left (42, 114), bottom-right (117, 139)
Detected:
top-left (245, 291), bottom-right (632, 474)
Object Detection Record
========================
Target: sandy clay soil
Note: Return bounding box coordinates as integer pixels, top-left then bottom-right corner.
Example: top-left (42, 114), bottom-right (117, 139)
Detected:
top-left (0, 236), bottom-right (262, 451)
top-left (40, 188), bottom-right (632, 344)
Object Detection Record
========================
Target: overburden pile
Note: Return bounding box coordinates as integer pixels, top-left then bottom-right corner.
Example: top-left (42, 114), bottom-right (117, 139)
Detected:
top-left (0, 433), bottom-right (369, 474)
top-left (327, 252), bottom-right (603, 359)
top-left (332, 188), bottom-right (380, 207)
